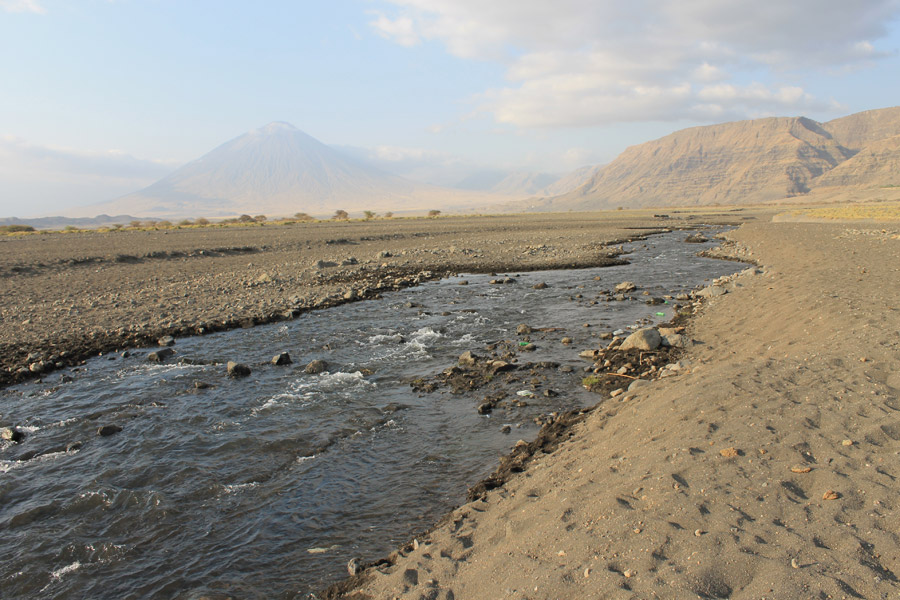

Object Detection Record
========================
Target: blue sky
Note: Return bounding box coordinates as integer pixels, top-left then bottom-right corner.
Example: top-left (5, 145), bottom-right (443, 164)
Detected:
top-left (2, 0), bottom-right (900, 216)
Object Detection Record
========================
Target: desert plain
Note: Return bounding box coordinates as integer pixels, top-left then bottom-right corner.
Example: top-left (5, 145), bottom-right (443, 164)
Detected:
top-left (2, 206), bottom-right (899, 599)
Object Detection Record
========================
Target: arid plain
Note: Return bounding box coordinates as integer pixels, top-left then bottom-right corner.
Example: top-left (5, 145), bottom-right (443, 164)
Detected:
top-left (2, 207), bottom-right (899, 600)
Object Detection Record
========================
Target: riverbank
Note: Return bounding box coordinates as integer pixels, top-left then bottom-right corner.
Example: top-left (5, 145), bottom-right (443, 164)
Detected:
top-left (0, 210), bottom-right (757, 387)
top-left (328, 220), bottom-right (900, 599)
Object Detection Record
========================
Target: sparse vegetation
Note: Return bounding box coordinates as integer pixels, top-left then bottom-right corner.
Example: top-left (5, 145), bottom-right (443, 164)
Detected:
top-left (238, 214), bottom-right (254, 223)
top-left (178, 219), bottom-right (193, 227)
top-left (384, 212), bottom-right (393, 219)
top-left (428, 210), bottom-right (441, 218)
top-left (254, 215), bottom-right (267, 223)
top-left (0, 224), bottom-right (36, 234)
top-left (294, 212), bottom-right (313, 221)
top-left (195, 217), bottom-right (210, 226)
top-left (363, 210), bottom-right (376, 220)
top-left (333, 209), bottom-right (349, 220)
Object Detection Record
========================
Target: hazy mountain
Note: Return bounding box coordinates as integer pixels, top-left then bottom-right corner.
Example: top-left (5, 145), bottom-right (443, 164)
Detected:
top-left (537, 165), bottom-right (601, 197)
top-left (541, 107), bottom-right (900, 210)
top-left (452, 169), bottom-right (558, 195)
top-left (67, 123), bottom-right (497, 219)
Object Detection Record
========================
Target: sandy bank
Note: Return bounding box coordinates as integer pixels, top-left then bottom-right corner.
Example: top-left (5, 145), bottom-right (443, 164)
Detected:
top-left (333, 221), bottom-right (900, 599)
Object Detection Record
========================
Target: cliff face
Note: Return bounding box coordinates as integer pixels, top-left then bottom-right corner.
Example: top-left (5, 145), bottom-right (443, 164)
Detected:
top-left (551, 106), bottom-right (900, 209)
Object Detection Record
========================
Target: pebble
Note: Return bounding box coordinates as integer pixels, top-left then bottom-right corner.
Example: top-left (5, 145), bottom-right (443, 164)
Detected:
top-left (227, 361), bottom-right (251, 378)
top-left (719, 447), bottom-right (739, 458)
top-left (623, 569), bottom-right (635, 578)
top-left (694, 529), bottom-right (703, 537)
top-left (791, 558), bottom-right (800, 569)
top-left (823, 490), bottom-right (840, 500)
top-left (842, 439), bottom-right (854, 446)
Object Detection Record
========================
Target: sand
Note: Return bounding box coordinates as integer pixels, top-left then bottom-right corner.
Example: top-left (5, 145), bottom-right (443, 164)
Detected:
top-left (330, 221), bottom-right (900, 599)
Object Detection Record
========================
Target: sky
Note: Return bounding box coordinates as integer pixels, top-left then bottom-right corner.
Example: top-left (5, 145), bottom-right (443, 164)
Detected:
top-left (2, 0), bottom-right (900, 217)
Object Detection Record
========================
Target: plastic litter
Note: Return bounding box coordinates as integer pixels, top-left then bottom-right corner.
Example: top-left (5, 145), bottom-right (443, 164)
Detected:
top-left (655, 312), bottom-right (665, 316)
top-left (518, 341), bottom-right (529, 347)
top-left (516, 390), bottom-right (536, 398)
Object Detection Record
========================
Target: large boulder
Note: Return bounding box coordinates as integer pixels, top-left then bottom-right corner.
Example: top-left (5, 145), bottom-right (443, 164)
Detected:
top-left (148, 347), bottom-right (175, 362)
top-left (619, 328), bottom-right (662, 351)
top-left (227, 361), bottom-right (251, 378)
top-left (271, 352), bottom-right (292, 366)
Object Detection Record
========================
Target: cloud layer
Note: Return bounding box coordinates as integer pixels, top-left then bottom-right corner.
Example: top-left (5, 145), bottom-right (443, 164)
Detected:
top-left (371, 0), bottom-right (900, 126)
top-left (0, 0), bottom-right (45, 14)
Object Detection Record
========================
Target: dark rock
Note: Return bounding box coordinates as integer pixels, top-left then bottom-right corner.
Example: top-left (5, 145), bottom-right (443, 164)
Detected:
top-left (477, 403), bottom-right (493, 415)
top-left (97, 424), bottom-right (123, 437)
top-left (305, 359), bottom-right (328, 375)
top-left (1, 426), bottom-right (25, 443)
top-left (148, 347), bottom-right (175, 362)
top-left (544, 389), bottom-right (559, 397)
top-left (158, 335), bottom-right (176, 346)
top-left (458, 280), bottom-right (469, 286)
top-left (685, 233), bottom-right (709, 243)
top-left (271, 352), bottom-right (292, 366)
top-left (500, 424), bottom-right (512, 434)
top-left (66, 441), bottom-right (83, 452)
top-left (194, 380), bottom-right (212, 389)
top-left (227, 361), bottom-right (252, 378)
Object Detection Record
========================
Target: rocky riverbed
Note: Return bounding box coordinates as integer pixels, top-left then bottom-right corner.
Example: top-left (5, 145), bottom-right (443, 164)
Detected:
top-left (0, 209), bottom-right (759, 386)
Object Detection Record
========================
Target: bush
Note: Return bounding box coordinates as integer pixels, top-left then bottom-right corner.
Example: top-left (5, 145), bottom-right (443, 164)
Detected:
top-left (428, 209), bottom-right (441, 218)
top-left (0, 224), bottom-right (35, 233)
top-left (254, 214), bottom-right (267, 222)
top-left (363, 210), bottom-right (376, 220)
top-left (333, 209), bottom-right (349, 220)
top-left (178, 219), bottom-right (193, 227)
top-left (293, 212), bottom-right (313, 222)
top-left (384, 212), bottom-right (393, 219)
top-left (195, 217), bottom-right (210, 226)
top-left (238, 214), bottom-right (254, 223)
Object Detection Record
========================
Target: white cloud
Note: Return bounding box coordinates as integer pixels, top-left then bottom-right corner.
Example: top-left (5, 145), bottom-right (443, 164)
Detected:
top-left (0, 0), bottom-right (45, 13)
top-left (370, 0), bottom-right (900, 127)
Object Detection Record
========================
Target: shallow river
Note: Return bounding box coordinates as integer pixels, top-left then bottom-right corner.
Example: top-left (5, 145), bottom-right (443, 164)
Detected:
top-left (0, 229), bottom-right (743, 599)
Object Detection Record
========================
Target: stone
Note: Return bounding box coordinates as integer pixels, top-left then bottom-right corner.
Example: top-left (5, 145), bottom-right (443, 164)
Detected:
top-left (158, 335), bottom-right (176, 346)
top-left (347, 558), bottom-right (362, 576)
top-left (661, 333), bottom-right (693, 348)
top-left (194, 380), bottom-right (212, 389)
top-left (533, 282), bottom-right (548, 289)
top-left (305, 359), bottom-right (328, 374)
top-left (1, 426), bottom-right (25, 443)
top-left (684, 233), bottom-right (709, 243)
top-left (500, 424), bottom-right (512, 434)
top-left (315, 260), bottom-right (338, 269)
top-left (627, 379), bottom-right (650, 392)
top-left (619, 328), bottom-right (662, 351)
top-left (561, 337), bottom-right (573, 345)
top-left (148, 347), bottom-right (175, 362)
top-left (97, 424), bottom-right (123, 437)
top-left (615, 281), bottom-right (636, 292)
top-left (695, 285), bottom-right (726, 298)
top-left (477, 403), bottom-right (493, 414)
top-left (516, 324), bottom-right (532, 335)
top-left (271, 352), bottom-right (292, 366)
top-left (458, 351), bottom-right (478, 367)
top-left (227, 361), bottom-right (251, 378)
top-left (343, 289), bottom-right (358, 300)
top-left (521, 343), bottom-right (536, 352)
top-left (489, 360), bottom-right (514, 373)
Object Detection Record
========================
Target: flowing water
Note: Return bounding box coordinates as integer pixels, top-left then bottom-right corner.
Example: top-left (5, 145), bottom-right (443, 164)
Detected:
top-left (0, 230), bottom-right (744, 599)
